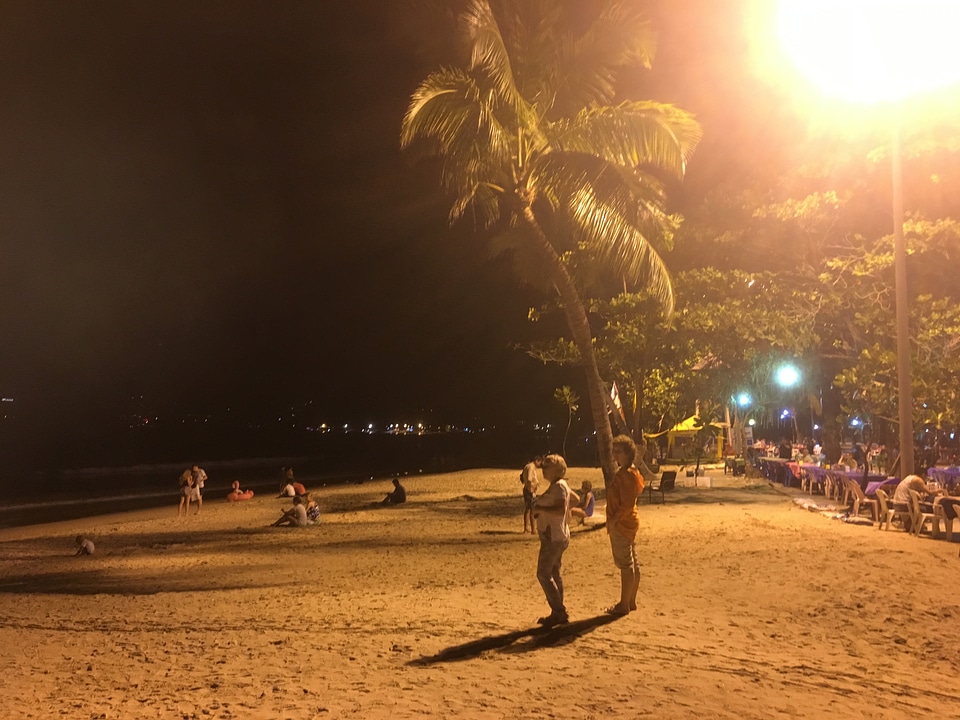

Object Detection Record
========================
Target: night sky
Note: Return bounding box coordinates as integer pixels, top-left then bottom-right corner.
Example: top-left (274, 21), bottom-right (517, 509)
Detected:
top-left (0, 1), bottom-right (777, 465)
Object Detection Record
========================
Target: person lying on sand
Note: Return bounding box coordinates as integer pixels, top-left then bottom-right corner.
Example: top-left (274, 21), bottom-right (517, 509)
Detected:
top-left (272, 496), bottom-right (309, 527)
top-left (74, 535), bottom-right (95, 556)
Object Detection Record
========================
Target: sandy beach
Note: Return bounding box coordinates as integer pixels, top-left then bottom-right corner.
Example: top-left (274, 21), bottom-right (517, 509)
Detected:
top-left (0, 467), bottom-right (958, 719)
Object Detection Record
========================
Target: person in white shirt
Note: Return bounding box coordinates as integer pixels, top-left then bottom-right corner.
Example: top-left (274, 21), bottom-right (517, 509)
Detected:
top-left (192, 465), bottom-right (207, 513)
top-left (272, 496), bottom-right (309, 527)
top-left (532, 454), bottom-right (578, 627)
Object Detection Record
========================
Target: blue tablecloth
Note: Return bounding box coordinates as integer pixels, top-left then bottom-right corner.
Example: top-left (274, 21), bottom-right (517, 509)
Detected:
top-left (865, 477), bottom-right (899, 496)
top-left (927, 467), bottom-right (960, 490)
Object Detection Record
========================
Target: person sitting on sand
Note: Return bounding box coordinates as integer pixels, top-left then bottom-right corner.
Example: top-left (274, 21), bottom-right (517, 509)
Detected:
top-left (570, 480), bottom-right (595, 525)
top-left (178, 468), bottom-right (195, 516)
top-left (272, 496), bottom-right (309, 527)
top-left (303, 492), bottom-right (320, 522)
top-left (381, 476), bottom-right (407, 505)
top-left (279, 466), bottom-right (303, 496)
top-left (74, 535), bottom-right (95, 556)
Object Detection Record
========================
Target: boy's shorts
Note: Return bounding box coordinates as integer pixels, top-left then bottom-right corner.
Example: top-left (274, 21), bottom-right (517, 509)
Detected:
top-left (609, 530), bottom-right (639, 570)
top-left (523, 487), bottom-right (535, 509)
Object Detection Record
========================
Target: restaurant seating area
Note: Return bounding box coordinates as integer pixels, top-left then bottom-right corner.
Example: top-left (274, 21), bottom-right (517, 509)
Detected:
top-left (748, 452), bottom-right (960, 543)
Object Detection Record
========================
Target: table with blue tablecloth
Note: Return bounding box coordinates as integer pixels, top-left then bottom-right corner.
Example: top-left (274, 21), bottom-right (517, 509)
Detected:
top-left (927, 466), bottom-right (960, 491)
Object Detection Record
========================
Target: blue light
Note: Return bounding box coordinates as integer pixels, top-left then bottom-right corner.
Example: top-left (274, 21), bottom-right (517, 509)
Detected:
top-left (737, 393), bottom-right (751, 407)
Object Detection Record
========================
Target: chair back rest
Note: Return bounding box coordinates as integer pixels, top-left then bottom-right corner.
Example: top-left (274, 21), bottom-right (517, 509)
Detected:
top-left (847, 479), bottom-right (866, 501)
top-left (907, 489), bottom-right (922, 515)
top-left (876, 488), bottom-right (890, 514)
top-left (660, 474), bottom-right (676, 491)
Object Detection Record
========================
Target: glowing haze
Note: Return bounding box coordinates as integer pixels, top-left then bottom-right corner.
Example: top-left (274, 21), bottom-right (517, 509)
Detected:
top-left (776, 0), bottom-right (960, 103)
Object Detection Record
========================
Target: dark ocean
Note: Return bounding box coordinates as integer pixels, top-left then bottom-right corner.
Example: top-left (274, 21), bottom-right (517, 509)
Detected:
top-left (0, 427), bottom-right (595, 528)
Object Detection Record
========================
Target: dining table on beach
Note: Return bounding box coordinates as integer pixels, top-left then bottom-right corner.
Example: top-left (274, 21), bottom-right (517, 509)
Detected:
top-left (759, 457), bottom-right (801, 487)
top-left (834, 469), bottom-right (891, 492)
top-left (798, 463), bottom-right (828, 494)
top-left (864, 476), bottom-right (899, 497)
top-left (927, 466), bottom-right (960, 491)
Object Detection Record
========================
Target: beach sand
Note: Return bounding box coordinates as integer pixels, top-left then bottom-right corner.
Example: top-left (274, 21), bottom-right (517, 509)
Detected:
top-left (0, 468), bottom-right (958, 719)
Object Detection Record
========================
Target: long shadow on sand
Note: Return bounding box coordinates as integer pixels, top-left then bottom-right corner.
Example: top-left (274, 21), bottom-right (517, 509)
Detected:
top-left (410, 614), bottom-right (620, 665)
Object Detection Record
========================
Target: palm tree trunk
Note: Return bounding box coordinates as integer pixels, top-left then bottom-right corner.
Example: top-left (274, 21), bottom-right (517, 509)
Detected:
top-left (519, 206), bottom-right (616, 487)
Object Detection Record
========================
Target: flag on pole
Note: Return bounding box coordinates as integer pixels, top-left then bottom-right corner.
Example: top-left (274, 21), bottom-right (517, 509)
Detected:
top-left (610, 382), bottom-right (626, 425)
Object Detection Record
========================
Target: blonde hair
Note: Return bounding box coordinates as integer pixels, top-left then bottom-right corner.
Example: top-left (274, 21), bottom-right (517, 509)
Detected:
top-left (612, 434), bottom-right (637, 465)
top-left (541, 453), bottom-right (567, 477)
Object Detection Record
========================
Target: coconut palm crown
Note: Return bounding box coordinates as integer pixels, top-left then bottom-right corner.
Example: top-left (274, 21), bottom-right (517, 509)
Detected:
top-left (401, 0), bottom-right (701, 485)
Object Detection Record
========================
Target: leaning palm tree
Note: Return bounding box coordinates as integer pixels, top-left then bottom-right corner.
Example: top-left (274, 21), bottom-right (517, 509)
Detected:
top-left (401, 0), bottom-right (701, 485)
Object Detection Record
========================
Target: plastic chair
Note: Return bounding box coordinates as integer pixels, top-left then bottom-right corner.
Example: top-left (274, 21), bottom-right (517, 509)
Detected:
top-left (875, 488), bottom-right (911, 532)
top-left (647, 471), bottom-right (676, 504)
top-left (907, 490), bottom-right (939, 538)
top-left (844, 478), bottom-right (878, 522)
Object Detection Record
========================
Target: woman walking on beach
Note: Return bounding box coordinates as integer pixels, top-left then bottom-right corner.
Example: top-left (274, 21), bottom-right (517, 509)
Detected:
top-left (605, 435), bottom-right (644, 616)
top-left (178, 468), bottom-right (194, 517)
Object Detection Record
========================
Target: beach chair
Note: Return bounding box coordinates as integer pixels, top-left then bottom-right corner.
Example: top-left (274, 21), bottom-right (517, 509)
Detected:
top-left (647, 471), bottom-right (676, 504)
top-left (907, 490), bottom-right (938, 538)
top-left (824, 470), bottom-right (844, 503)
top-left (875, 488), bottom-right (911, 532)
top-left (843, 478), bottom-right (878, 523)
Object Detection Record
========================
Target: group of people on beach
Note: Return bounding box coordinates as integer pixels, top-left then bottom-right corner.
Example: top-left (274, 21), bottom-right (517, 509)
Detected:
top-left (523, 434), bottom-right (644, 627)
top-left (272, 470), bottom-right (405, 526)
top-left (177, 465), bottom-right (208, 516)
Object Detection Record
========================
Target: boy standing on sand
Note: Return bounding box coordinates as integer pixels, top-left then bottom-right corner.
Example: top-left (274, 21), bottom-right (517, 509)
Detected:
top-left (605, 435), bottom-right (644, 616)
top-left (532, 454), bottom-right (578, 627)
top-left (521, 455), bottom-right (543, 534)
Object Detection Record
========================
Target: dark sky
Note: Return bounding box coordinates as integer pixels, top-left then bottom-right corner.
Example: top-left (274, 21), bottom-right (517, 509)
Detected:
top-left (0, 1), bottom-right (771, 452)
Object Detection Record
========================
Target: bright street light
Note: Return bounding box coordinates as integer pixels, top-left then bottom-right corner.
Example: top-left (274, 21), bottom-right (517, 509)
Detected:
top-left (775, 364), bottom-right (800, 389)
top-left (737, 392), bottom-right (751, 407)
top-left (776, 0), bottom-right (960, 477)
top-left (776, 2), bottom-right (960, 104)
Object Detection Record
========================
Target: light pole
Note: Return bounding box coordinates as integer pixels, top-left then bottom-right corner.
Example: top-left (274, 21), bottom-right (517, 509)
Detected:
top-left (774, 1), bottom-right (960, 477)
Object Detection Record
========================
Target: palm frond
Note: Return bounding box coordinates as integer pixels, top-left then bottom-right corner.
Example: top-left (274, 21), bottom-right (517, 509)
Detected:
top-left (402, 68), bottom-right (515, 228)
top-left (552, 2), bottom-right (658, 112)
top-left (461, 0), bottom-right (544, 134)
top-left (532, 151), bottom-right (675, 314)
top-left (549, 102), bottom-right (702, 178)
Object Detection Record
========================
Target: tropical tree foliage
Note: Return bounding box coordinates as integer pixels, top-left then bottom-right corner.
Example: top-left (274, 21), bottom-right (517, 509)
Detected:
top-left (401, 0), bottom-right (700, 484)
